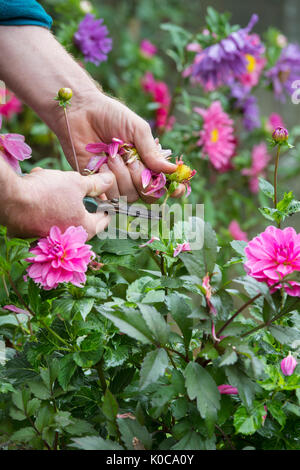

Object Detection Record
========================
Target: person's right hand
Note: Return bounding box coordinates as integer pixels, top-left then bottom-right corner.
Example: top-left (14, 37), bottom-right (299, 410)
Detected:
top-left (5, 167), bottom-right (113, 240)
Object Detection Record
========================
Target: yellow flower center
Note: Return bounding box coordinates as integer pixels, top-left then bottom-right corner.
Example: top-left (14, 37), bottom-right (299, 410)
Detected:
top-left (210, 128), bottom-right (219, 143)
top-left (169, 163), bottom-right (192, 182)
top-left (245, 54), bottom-right (256, 73)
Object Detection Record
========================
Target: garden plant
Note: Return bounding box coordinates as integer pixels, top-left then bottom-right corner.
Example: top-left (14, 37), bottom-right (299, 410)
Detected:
top-left (0, 1), bottom-right (300, 451)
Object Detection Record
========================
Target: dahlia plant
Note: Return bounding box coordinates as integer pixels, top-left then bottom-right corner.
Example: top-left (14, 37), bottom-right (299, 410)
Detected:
top-left (1, 3), bottom-right (300, 452)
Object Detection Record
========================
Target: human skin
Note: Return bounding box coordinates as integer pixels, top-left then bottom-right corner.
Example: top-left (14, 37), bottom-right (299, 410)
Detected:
top-left (0, 26), bottom-right (184, 238)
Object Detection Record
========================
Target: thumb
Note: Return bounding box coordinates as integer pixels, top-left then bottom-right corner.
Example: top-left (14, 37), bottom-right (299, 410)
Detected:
top-left (82, 173), bottom-right (113, 197)
top-left (134, 121), bottom-right (177, 174)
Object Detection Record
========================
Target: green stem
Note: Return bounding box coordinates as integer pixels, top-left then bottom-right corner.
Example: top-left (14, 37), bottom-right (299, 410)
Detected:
top-left (165, 348), bottom-right (177, 369)
top-left (39, 319), bottom-right (70, 348)
top-left (63, 107), bottom-right (80, 173)
top-left (274, 145), bottom-right (281, 220)
top-left (95, 358), bottom-right (107, 392)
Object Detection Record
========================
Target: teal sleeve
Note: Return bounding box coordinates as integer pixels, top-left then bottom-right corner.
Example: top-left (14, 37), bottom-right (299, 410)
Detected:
top-left (0, 1), bottom-right (52, 29)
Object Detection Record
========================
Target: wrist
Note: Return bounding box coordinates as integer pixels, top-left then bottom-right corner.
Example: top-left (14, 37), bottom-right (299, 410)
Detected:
top-left (0, 166), bottom-right (25, 228)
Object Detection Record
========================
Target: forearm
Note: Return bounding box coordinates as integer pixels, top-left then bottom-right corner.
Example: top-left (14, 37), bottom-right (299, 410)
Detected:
top-left (0, 26), bottom-right (101, 134)
top-left (0, 157), bottom-right (21, 227)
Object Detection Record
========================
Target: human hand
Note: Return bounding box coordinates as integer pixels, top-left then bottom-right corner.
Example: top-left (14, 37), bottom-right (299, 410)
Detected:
top-left (4, 167), bottom-right (113, 240)
top-left (56, 92), bottom-right (185, 202)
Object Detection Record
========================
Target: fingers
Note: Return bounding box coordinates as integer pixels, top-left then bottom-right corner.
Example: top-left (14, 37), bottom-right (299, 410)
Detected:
top-left (98, 163), bottom-right (120, 199)
top-left (84, 212), bottom-right (111, 240)
top-left (107, 154), bottom-right (139, 202)
top-left (134, 120), bottom-right (177, 174)
top-left (170, 183), bottom-right (186, 198)
top-left (81, 172), bottom-right (114, 197)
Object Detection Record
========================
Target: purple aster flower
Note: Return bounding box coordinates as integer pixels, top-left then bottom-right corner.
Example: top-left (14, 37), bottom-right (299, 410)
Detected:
top-left (231, 84), bottom-right (260, 131)
top-left (74, 14), bottom-right (112, 65)
top-left (191, 14), bottom-right (260, 88)
top-left (265, 44), bottom-right (300, 102)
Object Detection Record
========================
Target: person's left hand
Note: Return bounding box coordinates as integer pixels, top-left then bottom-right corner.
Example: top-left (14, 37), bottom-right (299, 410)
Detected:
top-left (56, 92), bottom-right (185, 203)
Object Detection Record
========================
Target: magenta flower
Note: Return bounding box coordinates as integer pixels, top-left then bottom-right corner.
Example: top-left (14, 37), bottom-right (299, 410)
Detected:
top-left (3, 305), bottom-right (31, 316)
top-left (218, 385), bottom-right (238, 395)
top-left (26, 226), bottom-right (94, 290)
top-left (0, 116), bottom-right (32, 174)
top-left (202, 274), bottom-right (217, 316)
top-left (74, 14), bottom-right (112, 65)
top-left (266, 113), bottom-right (285, 133)
top-left (195, 101), bottom-right (236, 172)
top-left (228, 221), bottom-right (248, 242)
top-left (83, 155), bottom-right (108, 175)
top-left (141, 72), bottom-right (175, 131)
top-left (238, 33), bottom-right (266, 88)
top-left (244, 226), bottom-right (300, 297)
top-left (173, 241), bottom-right (191, 257)
top-left (190, 14), bottom-right (260, 88)
top-left (262, 405), bottom-right (268, 425)
top-left (86, 137), bottom-right (122, 158)
top-left (141, 168), bottom-right (166, 199)
top-left (280, 352), bottom-right (297, 376)
top-left (140, 40), bottom-right (157, 58)
top-left (242, 142), bottom-right (271, 193)
top-left (0, 89), bottom-right (22, 120)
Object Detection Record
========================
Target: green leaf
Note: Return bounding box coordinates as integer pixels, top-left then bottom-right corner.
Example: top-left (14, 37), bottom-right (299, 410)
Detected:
top-left (28, 379), bottom-right (51, 400)
top-left (259, 177), bottom-right (274, 199)
top-left (74, 298), bottom-right (94, 321)
top-left (166, 293), bottom-right (193, 349)
top-left (172, 431), bottom-right (214, 450)
top-left (52, 297), bottom-right (75, 320)
top-left (184, 362), bottom-right (220, 431)
top-left (269, 325), bottom-right (300, 344)
top-left (138, 304), bottom-right (170, 345)
top-left (11, 427), bottom-right (37, 443)
top-left (35, 405), bottom-right (54, 433)
top-left (139, 349), bottom-right (169, 390)
top-left (268, 402), bottom-right (286, 427)
top-left (72, 436), bottom-right (124, 450)
top-left (218, 349), bottom-right (238, 366)
top-left (230, 240), bottom-right (247, 257)
top-left (57, 354), bottom-right (77, 390)
top-left (102, 389), bottom-right (119, 421)
top-left (117, 418), bottom-right (152, 450)
top-left (234, 402), bottom-right (266, 435)
top-left (225, 365), bottom-right (258, 408)
top-left (100, 306), bottom-right (153, 344)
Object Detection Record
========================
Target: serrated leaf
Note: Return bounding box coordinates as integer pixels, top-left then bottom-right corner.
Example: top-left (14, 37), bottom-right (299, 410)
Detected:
top-left (259, 177), bottom-right (274, 199)
top-left (138, 304), bottom-right (170, 345)
top-left (100, 307), bottom-right (153, 344)
top-left (234, 402), bottom-right (266, 435)
top-left (57, 354), bottom-right (77, 390)
top-left (139, 349), bottom-right (169, 390)
top-left (72, 436), bottom-right (124, 450)
top-left (184, 362), bottom-right (220, 431)
top-left (102, 389), bottom-right (118, 421)
top-left (166, 293), bottom-right (193, 349)
top-left (117, 418), bottom-right (152, 450)
top-left (11, 427), bottom-right (37, 443)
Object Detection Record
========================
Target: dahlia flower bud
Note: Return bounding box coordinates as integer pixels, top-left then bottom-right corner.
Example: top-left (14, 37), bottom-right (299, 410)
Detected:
top-left (280, 352), bottom-right (297, 376)
top-left (55, 88), bottom-right (73, 107)
top-left (272, 126), bottom-right (289, 144)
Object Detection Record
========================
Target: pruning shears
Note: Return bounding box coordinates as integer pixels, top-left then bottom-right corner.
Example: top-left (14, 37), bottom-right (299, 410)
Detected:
top-left (83, 197), bottom-right (162, 220)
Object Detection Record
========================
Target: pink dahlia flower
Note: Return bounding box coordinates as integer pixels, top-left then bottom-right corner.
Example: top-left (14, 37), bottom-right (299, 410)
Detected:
top-left (0, 116), bottom-right (32, 174)
top-left (280, 352), bottom-right (297, 376)
top-left (242, 142), bottom-right (271, 193)
top-left (140, 39), bottom-right (157, 58)
top-left (229, 221), bottom-right (248, 242)
top-left (26, 226), bottom-right (94, 290)
top-left (195, 101), bottom-right (236, 172)
top-left (141, 72), bottom-right (175, 131)
top-left (0, 89), bottom-right (22, 120)
top-left (218, 384), bottom-right (238, 395)
top-left (244, 226), bottom-right (300, 297)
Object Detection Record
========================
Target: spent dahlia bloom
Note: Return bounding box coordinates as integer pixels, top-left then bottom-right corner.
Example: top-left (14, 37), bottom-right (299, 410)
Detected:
top-left (242, 142), bottom-right (271, 193)
top-left (140, 39), bottom-right (157, 58)
top-left (280, 352), bottom-right (297, 376)
top-left (218, 385), bottom-right (238, 395)
top-left (0, 116), bottom-right (32, 174)
top-left (26, 226), bottom-right (94, 290)
top-left (0, 89), bottom-right (22, 120)
top-left (141, 168), bottom-right (166, 199)
top-left (229, 221), bottom-right (248, 242)
top-left (167, 157), bottom-right (196, 196)
top-left (190, 14), bottom-right (260, 88)
top-left (141, 72), bottom-right (175, 130)
top-left (173, 241), bottom-right (191, 257)
top-left (74, 14), bottom-right (112, 65)
top-left (265, 44), bottom-right (300, 102)
top-left (244, 226), bottom-right (300, 297)
top-left (195, 101), bottom-right (236, 171)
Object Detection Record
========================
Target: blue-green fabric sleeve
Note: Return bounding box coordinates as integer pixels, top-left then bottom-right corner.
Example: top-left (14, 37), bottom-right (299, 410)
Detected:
top-left (0, 1), bottom-right (52, 29)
